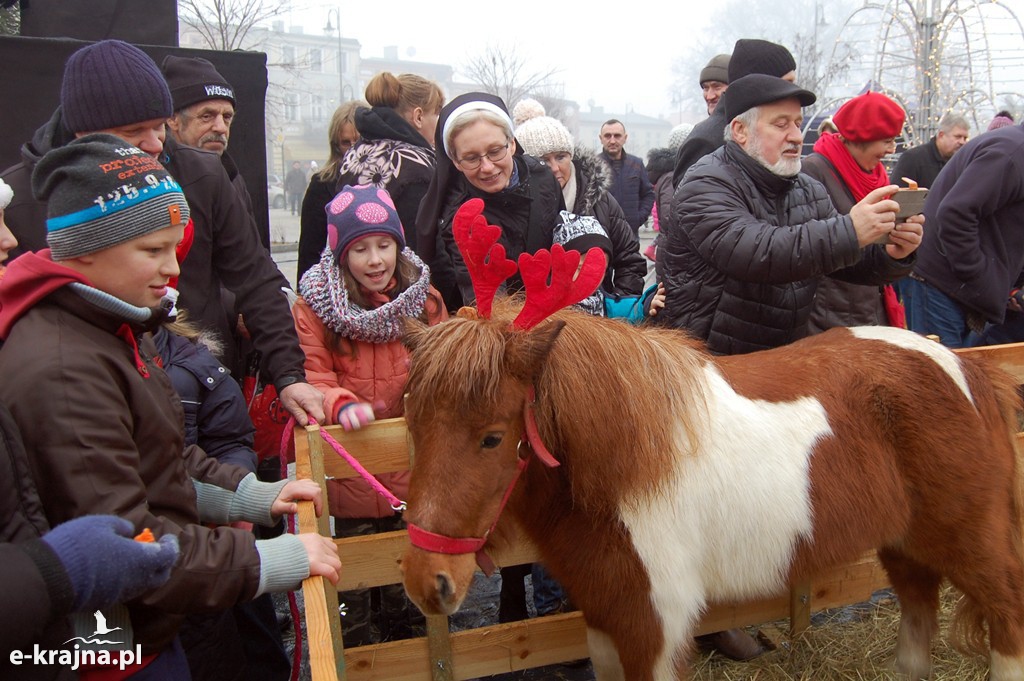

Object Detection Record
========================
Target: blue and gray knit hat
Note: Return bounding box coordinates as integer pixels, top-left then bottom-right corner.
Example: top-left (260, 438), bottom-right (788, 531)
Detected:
top-left (31, 133), bottom-right (190, 261)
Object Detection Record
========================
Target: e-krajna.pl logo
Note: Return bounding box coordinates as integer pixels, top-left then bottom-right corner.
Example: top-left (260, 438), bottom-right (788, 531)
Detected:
top-left (8, 610), bottom-right (142, 671)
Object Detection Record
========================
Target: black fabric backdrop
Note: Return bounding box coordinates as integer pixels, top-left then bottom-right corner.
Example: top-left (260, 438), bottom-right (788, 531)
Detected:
top-left (0, 33), bottom-right (271, 243)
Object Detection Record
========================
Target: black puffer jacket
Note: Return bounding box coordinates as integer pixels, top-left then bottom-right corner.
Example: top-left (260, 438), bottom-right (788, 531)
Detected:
top-left (439, 154), bottom-right (563, 307)
top-left (570, 148), bottom-right (646, 296)
top-left (659, 141), bottom-right (907, 355)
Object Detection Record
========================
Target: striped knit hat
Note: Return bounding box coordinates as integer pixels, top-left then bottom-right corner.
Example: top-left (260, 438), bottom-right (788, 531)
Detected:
top-left (32, 134), bottom-right (190, 261)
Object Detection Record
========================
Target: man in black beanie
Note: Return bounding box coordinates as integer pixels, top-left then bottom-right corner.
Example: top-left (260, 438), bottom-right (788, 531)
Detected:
top-left (161, 55), bottom-right (266, 247)
top-left (672, 38), bottom-right (798, 188)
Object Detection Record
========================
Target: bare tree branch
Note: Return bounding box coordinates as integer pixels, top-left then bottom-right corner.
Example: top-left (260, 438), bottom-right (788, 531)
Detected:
top-left (460, 44), bottom-right (561, 109)
top-left (177, 0), bottom-right (289, 51)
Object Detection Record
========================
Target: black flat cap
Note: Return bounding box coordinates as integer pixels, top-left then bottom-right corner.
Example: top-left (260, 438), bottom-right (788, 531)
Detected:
top-left (721, 74), bottom-right (816, 120)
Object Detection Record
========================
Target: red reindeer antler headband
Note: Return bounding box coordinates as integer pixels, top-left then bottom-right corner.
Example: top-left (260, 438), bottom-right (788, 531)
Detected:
top-left (452, 199), bottom-right (607, 329)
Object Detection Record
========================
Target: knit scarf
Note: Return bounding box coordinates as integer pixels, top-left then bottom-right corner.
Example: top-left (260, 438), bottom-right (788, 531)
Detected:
top-left (299, 247), bottom-right (430, 343)
top-left (813, 132), bottom-right (888, 201)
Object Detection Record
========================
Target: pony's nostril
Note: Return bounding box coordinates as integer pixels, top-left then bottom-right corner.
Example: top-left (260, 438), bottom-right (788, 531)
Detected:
top-left (437, 573), bottom-right (454, 601)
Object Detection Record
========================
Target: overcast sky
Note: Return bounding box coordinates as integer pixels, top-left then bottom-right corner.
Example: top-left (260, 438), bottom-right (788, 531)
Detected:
top-left (278, 0), bottom-right (1024, 125)
top-left (279, 0), bottom-right (718, 121)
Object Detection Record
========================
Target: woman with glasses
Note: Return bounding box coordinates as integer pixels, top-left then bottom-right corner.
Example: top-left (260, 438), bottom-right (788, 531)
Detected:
top-left (298, 98), bottom-right (369, 280)
top-left (416, 92), bottom-right (563, 311)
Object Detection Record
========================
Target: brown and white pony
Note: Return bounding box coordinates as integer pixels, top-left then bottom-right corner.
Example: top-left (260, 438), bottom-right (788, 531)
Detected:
top-left (399, 201), bottom-right (1024, 680)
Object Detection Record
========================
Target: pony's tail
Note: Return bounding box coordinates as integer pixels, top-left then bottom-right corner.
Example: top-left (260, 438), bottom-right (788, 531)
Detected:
top-left (950, 360), bottom-right (1024, 656)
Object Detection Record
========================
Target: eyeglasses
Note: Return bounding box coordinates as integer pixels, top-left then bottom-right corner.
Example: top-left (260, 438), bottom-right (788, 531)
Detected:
top-left (456, 142), bottom-right (510, 170)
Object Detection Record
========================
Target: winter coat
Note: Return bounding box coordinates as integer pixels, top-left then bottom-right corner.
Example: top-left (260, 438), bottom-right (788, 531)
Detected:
top-left (891, 137), bottom-right (947, 190)
top-left (438, 154), bottom-right (563, 307)
top-left (0, 112), bottom-right (304, 386)
top-left (0, 108), bottom-right (76, 258)
top-left (284, 167), bottom-right (307, 196)
top-left (297, 106), bottom-right (436, 281)
top-left (800, 153), bottom-right (893, 332)
top-left (658, 141), bottom-right (909, 355)
top-left (599, 150), bottom-right (655, 230)
top-left (152, 327), bottom-right (257, 473)
top-left (672, 108), bottom-right (727, 188)
top-left (159, 136), bottom-right (306, 384)
top-left (913, 123), bottom-right (1024, 323)
top-left (291, 288), bottom-right (447, 518)
top-left (570, 148), bottom-right (646, 296)
top-left (0, 402), bottom-right (76, 681)
top-left (0, 253), bottom-right (273, 656)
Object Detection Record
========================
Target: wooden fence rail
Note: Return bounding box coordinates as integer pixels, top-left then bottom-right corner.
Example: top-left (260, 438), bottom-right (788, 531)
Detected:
top-left (294, 341), bottom-right (1024, 681)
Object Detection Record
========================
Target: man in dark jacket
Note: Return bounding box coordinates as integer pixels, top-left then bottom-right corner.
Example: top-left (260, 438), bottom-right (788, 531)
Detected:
top-left (0, 39), bottom-right (324, 424)
top-left (891, 111), bottom-right (969, 190)
top-left (902, 121), bottom-right (1024, 347)
top-left (657, 75), bottom-right (921, 355)
top-left (672, 39), bottom-right (798, 188)
top-left (598, 119), bottom-right (655, 232)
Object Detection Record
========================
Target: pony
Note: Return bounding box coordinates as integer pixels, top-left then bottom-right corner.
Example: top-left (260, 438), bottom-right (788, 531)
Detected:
top-left (398, 200), bottom-right (1024, 680)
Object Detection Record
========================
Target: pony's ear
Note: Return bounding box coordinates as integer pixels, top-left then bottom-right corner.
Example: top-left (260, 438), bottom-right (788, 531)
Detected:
top-left (401, 317), bottom-right (430, 353)
top-left (506, 320), bottom-right (566, 382)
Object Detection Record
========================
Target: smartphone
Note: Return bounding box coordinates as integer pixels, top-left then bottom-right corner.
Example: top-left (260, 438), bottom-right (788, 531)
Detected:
top-left (892, 188), bottom-right (929, 220)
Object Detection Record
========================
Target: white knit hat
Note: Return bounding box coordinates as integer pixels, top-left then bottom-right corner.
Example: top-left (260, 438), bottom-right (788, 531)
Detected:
top-left (515, 115), bottom-right (574, 158)
top-left (0, 177), bottom-right (12, 210)
top-left (668, 123), bottom-right (694, 150)
top-left (512, 98), bottom-right (546, 126)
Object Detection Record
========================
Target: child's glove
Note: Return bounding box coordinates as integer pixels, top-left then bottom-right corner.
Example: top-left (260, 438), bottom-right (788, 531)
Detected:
top-left (336, 402), bottom-right (376, 431)
top-left (42, 515), bottom-right (179, 612)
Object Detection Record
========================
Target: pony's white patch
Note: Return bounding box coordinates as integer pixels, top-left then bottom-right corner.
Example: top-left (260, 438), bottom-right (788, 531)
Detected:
top-left (849, 326), bottom-right (974, 406)
top-left (991, 650), bottom-right (1024, 681)
top-left (587, 627), bottom-right (626, 681)
top-left (618, 367), bottom-right (827, 675)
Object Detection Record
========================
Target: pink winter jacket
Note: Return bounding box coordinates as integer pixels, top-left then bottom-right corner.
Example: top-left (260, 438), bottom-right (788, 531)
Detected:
top-left (292, 290), bottom-right (447, 518)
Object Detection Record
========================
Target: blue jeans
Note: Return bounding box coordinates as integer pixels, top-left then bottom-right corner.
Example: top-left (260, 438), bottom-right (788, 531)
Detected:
top-left (900, 277), bottom-right (974, 348)
top-left (531, 563), bottom-right (566, 616)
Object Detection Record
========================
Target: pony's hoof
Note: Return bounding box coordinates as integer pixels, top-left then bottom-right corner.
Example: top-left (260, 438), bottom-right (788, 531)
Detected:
top-left (700, 628), bottom-right (765, 661)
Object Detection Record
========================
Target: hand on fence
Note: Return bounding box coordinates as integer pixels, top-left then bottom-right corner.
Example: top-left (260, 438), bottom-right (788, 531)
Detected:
top-left (279, 381), bottom-right (326, 426)
top-left (272, 479), bottom-right (324, 518)
top-left (337, 402), bottom-right (376, 431)
top-left (297, 532), bottom-right (342, 585)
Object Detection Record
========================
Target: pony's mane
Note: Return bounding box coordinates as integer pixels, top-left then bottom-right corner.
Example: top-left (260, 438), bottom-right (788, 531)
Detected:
top-left (405, 297), bottom-right (714, 511)
top-left (539, 310), bottom-right (711, 510)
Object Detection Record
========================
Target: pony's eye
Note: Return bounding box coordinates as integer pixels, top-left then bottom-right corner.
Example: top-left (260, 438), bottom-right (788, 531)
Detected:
top-left (481, 434), bottom-right (503, 449)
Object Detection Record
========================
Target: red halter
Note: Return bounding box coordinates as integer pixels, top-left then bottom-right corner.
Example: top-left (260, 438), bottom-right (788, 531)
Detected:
top-left (406, 388), bottom-right (559, 576)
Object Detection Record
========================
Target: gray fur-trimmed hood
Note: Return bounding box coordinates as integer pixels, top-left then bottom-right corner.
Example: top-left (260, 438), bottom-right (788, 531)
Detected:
top-left (570, 146), bottom-right (613, 215)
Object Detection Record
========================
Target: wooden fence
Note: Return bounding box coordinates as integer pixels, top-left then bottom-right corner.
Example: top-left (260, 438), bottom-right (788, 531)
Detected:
top-left (294, 341), bottom-right (1024, 681)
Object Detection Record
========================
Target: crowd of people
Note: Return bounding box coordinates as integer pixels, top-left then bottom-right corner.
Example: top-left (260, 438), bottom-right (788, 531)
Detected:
top-left (0, 31), bottom-right (1022, 680)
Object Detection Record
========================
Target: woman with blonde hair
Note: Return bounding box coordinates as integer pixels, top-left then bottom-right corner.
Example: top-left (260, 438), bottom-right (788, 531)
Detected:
top-left (298, 73), bottom-right (444, 281)
top-left (297, 99), bottom-right (367, 279)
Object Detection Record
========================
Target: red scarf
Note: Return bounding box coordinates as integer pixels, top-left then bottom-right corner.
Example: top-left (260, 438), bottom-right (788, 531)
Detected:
top-left (812, 132), bottom-right (888, 201)
top-left (813, 133), bottom-right (906, 329)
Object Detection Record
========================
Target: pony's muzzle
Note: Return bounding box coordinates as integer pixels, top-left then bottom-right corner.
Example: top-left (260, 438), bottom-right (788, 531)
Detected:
top-left (401, 547), bottom-right (477, 616)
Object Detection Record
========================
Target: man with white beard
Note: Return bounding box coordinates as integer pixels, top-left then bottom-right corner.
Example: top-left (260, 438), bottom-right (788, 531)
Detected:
top-left (653, 74), bottom-right (922, 355)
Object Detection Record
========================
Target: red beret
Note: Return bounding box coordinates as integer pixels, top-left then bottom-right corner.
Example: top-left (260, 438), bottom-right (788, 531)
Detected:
top-left (833, 92), bottom-right (906, 143)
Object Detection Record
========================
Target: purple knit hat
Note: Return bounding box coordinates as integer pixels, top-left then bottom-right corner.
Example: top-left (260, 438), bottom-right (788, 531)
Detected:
top-left (988, 114), bottom-right (1015, 131)
top-left (327, 185), bottom-right (406, 263)
top-left (61, 40), bottom-right (173, 133)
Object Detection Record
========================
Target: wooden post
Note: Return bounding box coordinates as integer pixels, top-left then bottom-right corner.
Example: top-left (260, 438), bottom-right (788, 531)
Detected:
top-left (789, 580), bottom-right (811, 636)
